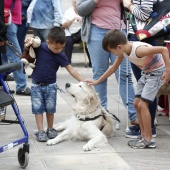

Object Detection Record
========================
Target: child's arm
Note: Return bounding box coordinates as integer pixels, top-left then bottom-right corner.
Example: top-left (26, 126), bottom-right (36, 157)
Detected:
top-left (65, 65), bottom-right (84, 81)
top-left (85, 55), bottom-right (124, 85)
top-left (136, 46), bottom-right (170, 84)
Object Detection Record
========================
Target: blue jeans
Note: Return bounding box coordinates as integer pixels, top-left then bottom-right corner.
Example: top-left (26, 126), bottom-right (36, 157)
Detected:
top-left (87, 25), bottom-right (137, 122)
top-left (31, 82), bottom-right (57, 114)
top-left (1, 23), bottom-right (27, 91)
top-left (33, 29), bottom-right (50, 42)
top-left (129, 34), bottom-right (157, 128)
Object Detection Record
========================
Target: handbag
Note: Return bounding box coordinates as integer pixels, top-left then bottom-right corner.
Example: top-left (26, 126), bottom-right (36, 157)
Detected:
top-left (129, 0), bottom-right (170, 41)
top-left (71, 29), bottom-right (81, 43)
top-left (4, 0), bottom-right (15, 26)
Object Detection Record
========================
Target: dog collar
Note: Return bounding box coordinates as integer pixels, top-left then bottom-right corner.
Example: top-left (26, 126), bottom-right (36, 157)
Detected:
top-left (78, 114), bottom-right (106, 121)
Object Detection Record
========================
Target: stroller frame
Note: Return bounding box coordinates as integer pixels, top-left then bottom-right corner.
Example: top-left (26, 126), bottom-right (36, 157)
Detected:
top-left (0, 62), bottom-right (29, 169)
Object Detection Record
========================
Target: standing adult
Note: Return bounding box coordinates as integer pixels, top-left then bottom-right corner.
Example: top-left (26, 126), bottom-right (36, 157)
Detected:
top-left (62, 0), bottom-right (82, 64)
top-left (17, 0), bottom-right (32, 53)
top-left (76, 0), bottom-right (139, 134)
top-left (122, 0), bottom-right (157, 138)
top-left (29, 0), bottom-right (62, 42)
top-left (1, 0), bottom-right (31, 95)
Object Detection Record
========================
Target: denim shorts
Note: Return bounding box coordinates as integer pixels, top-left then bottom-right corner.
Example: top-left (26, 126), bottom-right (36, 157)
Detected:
top-left (31, 83), bottom-right (57, 114)
top-left (135, 67), bottom-right (165, 103)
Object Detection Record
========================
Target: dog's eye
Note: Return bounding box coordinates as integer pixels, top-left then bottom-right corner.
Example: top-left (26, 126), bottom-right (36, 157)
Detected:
top-left (79, 85), bottom-right (82, 87)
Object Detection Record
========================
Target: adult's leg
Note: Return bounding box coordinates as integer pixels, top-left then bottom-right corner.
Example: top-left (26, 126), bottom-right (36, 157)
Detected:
top-left (64, 36), bottom-right (74, 63)
top-left (87, 25), bottom-right (109, 109)
top-left (33, 29), bottom-right (50, 42)
top-left (87, 25), bottom-right (137, 123)
top-left (2, 23), bottom-right (27, 91)
top-left (17, 19), bottom-right (29, 53)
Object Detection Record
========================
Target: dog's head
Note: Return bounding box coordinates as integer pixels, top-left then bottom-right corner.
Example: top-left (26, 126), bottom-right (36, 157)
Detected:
top-left (65, 82), bottom-right (100, 114)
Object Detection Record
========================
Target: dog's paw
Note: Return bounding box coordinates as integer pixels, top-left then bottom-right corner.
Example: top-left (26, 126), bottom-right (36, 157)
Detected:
top-left (83, 143), bottom-right (95, 151)
top-left (46, 139), bottom-right (56, 145)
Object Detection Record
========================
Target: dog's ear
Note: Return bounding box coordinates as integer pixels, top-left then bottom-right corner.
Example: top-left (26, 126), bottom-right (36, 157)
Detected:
top-left (83, 93), bottom-right (99, 109)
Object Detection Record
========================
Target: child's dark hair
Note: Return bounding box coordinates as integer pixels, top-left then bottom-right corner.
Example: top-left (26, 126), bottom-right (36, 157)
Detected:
top-left (102, 29), bottom-right (127, 52)
top-left (48, 27), bottom-right (66, 44)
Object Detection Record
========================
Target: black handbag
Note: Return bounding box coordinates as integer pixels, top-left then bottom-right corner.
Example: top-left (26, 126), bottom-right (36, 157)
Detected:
top-left (129, 0), bottom-right (170, 41)
top-left (71, 29), bottom-right (81, 43)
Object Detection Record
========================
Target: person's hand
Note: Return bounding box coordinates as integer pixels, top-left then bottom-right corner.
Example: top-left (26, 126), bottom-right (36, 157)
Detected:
top-left (24, 37), bottom-right (34, 47)
top-left (122, 0), bottom-right (132, 9)
top-left (161, 70), bottom-right (170, 85)
top-left (83, 79), bottom-right (99, 86)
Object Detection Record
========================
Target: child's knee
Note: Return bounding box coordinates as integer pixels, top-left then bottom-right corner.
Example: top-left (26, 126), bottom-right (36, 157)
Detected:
top-left (133, 98), bottom-right (140, 109)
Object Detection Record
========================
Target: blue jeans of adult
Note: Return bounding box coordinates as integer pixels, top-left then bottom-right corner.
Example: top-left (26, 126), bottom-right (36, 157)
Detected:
top-left (33, 29), bottom-right (50, 42)
top-left (17, 19), bottom-right (29, 53)
top-left (87, 24), bottom-right (137, 122)
top-left (128, 34), bottom-right (157, 129)
top-left (1, 23), bottom-right (27, 91)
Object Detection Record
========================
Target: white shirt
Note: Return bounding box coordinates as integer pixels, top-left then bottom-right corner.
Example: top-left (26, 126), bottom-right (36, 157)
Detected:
top-left (62, 7), bottom-right (82, 36)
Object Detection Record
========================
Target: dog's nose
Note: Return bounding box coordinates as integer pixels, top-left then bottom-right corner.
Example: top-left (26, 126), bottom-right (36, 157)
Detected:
top-left (65, 83), bottom-right (70, 88)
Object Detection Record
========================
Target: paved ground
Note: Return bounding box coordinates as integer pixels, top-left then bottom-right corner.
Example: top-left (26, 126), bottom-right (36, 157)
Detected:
top-left (1, 1), bottom-right (170, 169)
top-left (0, 51), bottom-right (170, 170)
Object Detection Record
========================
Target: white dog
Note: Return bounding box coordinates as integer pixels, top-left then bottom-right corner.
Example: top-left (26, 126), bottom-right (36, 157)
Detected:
top-left (47, 82), bottom-right (114, 151)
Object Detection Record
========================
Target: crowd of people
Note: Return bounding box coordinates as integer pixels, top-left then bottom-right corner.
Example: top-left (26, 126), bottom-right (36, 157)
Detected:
top-left (0, 0), bottom-right (169, 149)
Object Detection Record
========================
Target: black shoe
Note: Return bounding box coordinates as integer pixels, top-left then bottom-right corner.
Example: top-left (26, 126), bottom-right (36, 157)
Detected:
top-left (16, 87), bottom-right (31, 96)
top-left (9, 90), bottom-right (15, 94)
top-left (5, 75), bottom-right (14, 81)
top-left (28, 75), bottom-right (32, 78)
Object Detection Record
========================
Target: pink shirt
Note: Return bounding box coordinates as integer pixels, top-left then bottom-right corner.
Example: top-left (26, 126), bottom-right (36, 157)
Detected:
top-left (91, 0), bottom-right (126, 30)
top-left (5, 0), bottom-right (21, 25)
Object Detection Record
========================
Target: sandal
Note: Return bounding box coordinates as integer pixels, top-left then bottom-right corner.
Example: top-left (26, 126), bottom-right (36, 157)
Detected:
top-left (131, 138), bottom-right (156, 149)
top-left (35, 130), bottom-right (48, 142)
top-left (16, 87), bottom-right (31, 96)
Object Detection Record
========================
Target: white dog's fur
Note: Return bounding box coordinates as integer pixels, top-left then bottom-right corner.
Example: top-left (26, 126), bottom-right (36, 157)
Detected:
top-left (47, 82), bottom-right (114, 151)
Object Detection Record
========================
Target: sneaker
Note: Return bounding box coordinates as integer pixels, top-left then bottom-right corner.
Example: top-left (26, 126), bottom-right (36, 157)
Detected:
top-left (126, 124), bottom-right (157, 138)
top-left (16, 87), bottom-right (31, 96)
top-left (35, 130), bottom-right (48, 142)
top-left (129, 124), bottom-right (140, 131)
top-left (125, 129), bottom-right (141, 139)
top-left (152, 128), bottom-right (157, 138)
top-left (131, 138), bottom-right (156, 149)
top-left (5, 75), bottom-right (14, 81)
top-left (127, 135), bottom-right (143, 147)
top-left (46, 128), bottom-right (57, 139)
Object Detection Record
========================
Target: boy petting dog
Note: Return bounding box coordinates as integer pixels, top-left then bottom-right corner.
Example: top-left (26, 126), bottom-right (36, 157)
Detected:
top-left (24, 27), bottom-right (84, 142)
top-left (85, 29), bottom-right (170, 149)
